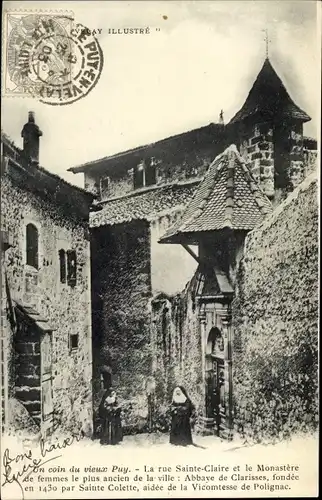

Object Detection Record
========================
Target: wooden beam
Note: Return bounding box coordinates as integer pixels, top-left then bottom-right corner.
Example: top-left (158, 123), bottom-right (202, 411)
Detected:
top-left (181, 244), bottom-right (200, 264)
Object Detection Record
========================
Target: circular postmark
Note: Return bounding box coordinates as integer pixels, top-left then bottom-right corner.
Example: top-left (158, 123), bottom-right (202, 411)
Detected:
top-left (6, 14), bottom-right (103, 105)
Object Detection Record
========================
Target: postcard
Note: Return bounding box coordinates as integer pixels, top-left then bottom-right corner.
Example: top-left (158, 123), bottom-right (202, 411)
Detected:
top-left (0, 1), bottom-right (320, 499)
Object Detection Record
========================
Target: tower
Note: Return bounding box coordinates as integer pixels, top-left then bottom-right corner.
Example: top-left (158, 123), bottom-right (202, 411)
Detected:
top-left (229, 58), bottom-right (311, 201)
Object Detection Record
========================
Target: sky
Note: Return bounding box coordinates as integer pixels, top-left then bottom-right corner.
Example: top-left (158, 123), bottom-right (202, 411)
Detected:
top-left (2, 0), bottom-right (320, 188)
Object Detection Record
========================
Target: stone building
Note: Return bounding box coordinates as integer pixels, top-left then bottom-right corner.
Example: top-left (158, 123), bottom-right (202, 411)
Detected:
top-left (69, 57), bottom-right (317, 436)
top-left (159, 60), bottom-right (318, 439)
top-left (1, 112), bottom-right (94, 438)
top-left (69, 122), bottom-right (228, 430)
top-left (228, 58), bottom-right (312, 203)
top-left (159, 145), bottom-right (273, 437)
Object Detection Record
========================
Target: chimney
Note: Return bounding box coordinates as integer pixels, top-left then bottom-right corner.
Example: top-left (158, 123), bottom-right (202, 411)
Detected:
top-left (21, 111), bottom-right (43, 165)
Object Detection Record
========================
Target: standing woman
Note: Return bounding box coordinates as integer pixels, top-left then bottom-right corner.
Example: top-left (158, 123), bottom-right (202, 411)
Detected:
top-left (170, 386), bottom-right (195, 446)
top-left (99, 389), bottom-right (123, 445)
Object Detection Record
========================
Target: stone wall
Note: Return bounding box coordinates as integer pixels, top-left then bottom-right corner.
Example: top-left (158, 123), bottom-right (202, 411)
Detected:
top-left (86, 142), bottom-right (221, 203)
top-left (232, 172), bottom-right (318, 441)
top-left (150, 278), bottom-right (202, 430)
top-left (84, 171), bottom-right (100, 196)
top-left (153, 152), bottom-right (211, 186)
top-left (91, 220), bottom-right (153, 433)
top-left (237, 120), bottom-right (317, 201)
top-left (1, 244), bottom-right (11, 433)
top-left (85, 170), bottom-right (134, 201)
top-left (303, 148), bottom-right (318, 178)
top-left (289, 122), bottom-right (304, 189)
top-left (239, 122), bottom-right (274, 198)
top-left (108, 170), bottom-right (134, 200)
top-left (1, 175), bottom-right (93, 436)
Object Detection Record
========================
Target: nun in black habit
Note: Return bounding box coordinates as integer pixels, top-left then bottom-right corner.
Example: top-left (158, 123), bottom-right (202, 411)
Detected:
top-left (98, 389), bottom-right (123, 445)
top-left (169, 386), bottom-right (195, 446)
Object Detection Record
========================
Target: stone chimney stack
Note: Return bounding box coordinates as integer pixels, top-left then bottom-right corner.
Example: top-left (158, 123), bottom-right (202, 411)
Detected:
top-left (21, 111), bottom-right (43, 165)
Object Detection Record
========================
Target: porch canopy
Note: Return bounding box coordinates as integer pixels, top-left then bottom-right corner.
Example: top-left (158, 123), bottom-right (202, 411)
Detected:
top-left (158, 144), bottom-right (272, 247)
top-left (14, 301), bottom-right (55, 333)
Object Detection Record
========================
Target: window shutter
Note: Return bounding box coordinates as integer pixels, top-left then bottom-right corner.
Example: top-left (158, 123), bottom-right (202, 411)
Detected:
top-left (59, 249), bottom-right (66, 283)
top-left (67, 250), bottom-right (77, 287)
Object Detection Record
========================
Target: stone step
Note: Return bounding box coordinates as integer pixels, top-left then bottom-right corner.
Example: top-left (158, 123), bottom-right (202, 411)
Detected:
top-left (16, 353), bottom-right (41, 364)
top-left (16, 375), bottom-right (40, 387)
top-left (29, 410), bottom-right (41, 426)
top-left (15, 342), bottom-right (40, 355)
top-left (15, 362), bottom-right (40, 377)
top-left (15, 387), bottom-right (41, 401)
top-left (32, 416), bottom-right (41, 427)
top-left (23, 401), bottom-right (41, 413)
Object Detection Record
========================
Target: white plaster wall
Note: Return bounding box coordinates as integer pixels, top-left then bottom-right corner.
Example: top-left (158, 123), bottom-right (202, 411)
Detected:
top-left (150, 211), bottom-right (198, 296)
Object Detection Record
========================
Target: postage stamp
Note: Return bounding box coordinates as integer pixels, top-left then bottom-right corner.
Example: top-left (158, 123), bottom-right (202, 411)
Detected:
top-left (2, 11), bottom-right (104, 105)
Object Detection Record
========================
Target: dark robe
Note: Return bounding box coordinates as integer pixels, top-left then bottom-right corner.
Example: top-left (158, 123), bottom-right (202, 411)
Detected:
top-left (170, 399), bottom-right (194, 446)
top-left (99, 392), bottom-right (123, 445)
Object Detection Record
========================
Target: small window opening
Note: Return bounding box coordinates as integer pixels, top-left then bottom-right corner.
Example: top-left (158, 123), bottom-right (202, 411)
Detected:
top-left (26, 223), bottom-right (39, 269)
top-left (69, 334), bottom-right (79, 350)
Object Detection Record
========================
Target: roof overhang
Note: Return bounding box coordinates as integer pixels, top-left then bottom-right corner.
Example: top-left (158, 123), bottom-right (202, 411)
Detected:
top-left (158, 231), bottom-right (200, 245)
top-left (14, 301), bottom-right (55, 332)
top-left (68, 122), bottom-right (225, 174)
top-left (158, 227), bottom-right (240, 246)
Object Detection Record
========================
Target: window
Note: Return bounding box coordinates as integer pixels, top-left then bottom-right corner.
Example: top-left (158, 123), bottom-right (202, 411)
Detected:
top-left (26, 223), bottom-right (39, 269)
top-left (100, 176), bottom-right (110, 199)
top-left (133, 158), bottom-right (157, 189)
top-left (69, 333), bottom-right (79, 351)
top-left (59, 249), bottom-right (66, 283)
top-left (145, 158), bottom-right (157, 186)
top-left (60, 248), bottom-right (77, 287)
top-left (67, 250), bottom-right (77, 287)
top-left (134, 161), bottom-right (145, 188)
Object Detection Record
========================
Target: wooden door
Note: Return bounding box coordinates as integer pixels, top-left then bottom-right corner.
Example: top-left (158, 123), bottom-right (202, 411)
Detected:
top-left (210, 358), bottom-right (225, 435)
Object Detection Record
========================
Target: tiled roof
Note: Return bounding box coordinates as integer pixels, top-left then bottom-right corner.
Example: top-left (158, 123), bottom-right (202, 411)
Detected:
top-left (159, 145), bottom-right (273, 244)
top-left (90, 180), bottom-right (200, 228)
top-left (229, 58), bottom-right (311, 124)
top-left (1, 132), bottom-right (94, 198)
top-left (1, 132), bottom-right (95, 220)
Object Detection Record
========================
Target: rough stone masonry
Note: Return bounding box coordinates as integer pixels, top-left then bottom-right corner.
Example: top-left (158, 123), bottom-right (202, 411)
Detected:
top-left (232, 172), bottom-right (318, 440)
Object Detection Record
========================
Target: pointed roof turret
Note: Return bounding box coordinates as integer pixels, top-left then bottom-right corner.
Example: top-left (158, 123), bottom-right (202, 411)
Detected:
top-left (229, 58), bottom-right (311, 124)
top-left (159, 145), bottom-right (273, 245)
